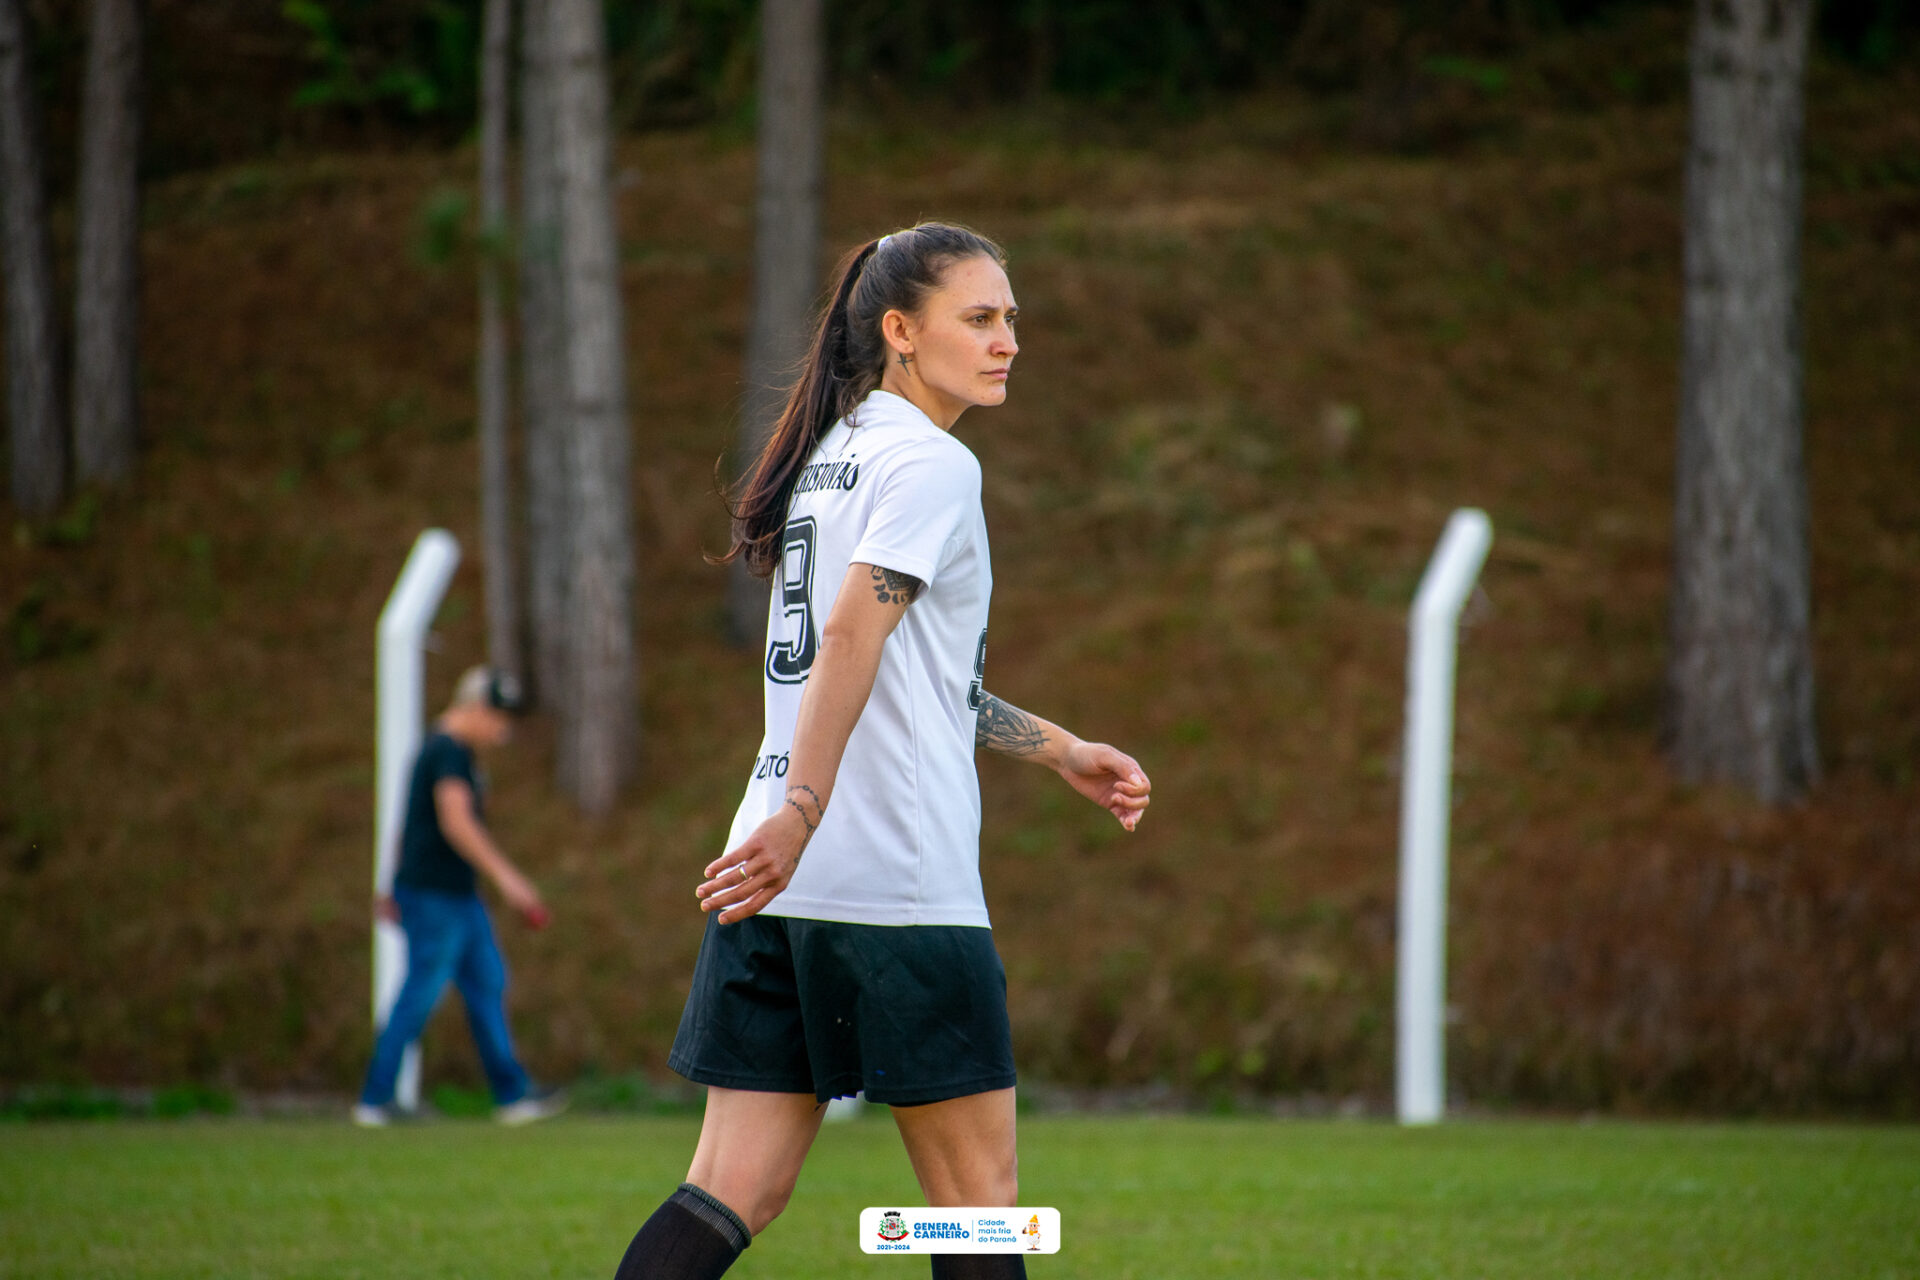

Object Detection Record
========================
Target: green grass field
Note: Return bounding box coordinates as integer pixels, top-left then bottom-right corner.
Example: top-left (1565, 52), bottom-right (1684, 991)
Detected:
top-left (4, 1115), bottom-right (1916, 1278)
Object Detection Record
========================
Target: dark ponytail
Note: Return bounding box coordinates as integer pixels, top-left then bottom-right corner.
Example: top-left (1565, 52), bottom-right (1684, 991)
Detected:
top-left (717, 221), bottom-right (1006, 577)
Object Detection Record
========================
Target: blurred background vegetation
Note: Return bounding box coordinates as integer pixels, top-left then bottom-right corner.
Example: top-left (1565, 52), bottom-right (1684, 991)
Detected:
top-left (11, 0), bottom-right (1917, 175)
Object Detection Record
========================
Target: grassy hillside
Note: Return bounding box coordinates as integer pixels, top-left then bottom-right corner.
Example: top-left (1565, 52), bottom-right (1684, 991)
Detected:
top-left (4, 48), bottom-right (1917, 1110)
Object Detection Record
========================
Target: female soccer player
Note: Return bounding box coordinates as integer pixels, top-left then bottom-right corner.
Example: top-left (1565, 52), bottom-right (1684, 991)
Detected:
top-left (614, 222), bottom-right (1151, 1280)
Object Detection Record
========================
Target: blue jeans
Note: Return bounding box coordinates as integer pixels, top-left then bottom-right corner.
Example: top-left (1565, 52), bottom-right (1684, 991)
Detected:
top-left (359, 886), bottom-right (530, 1107)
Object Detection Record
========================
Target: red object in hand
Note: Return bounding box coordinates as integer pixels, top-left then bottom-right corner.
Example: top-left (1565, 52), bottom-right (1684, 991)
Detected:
top-left (522, 904), bottom-right (552, 930)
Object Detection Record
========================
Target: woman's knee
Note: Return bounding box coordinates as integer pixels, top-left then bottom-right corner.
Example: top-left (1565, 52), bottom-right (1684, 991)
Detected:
top-left (748, 1179), bottom-right (798, 1233)
top-left (691, 1173), bottom-right (796, 1237)
top-left (686, 1141), bottom-right (811, 1233)
top-left (914, 1144), bottom-right (1018, 1206)
top-left (969, 1143), bottom-right (1017, 1205)
top-left (985, 1152), bottom-right (1018, 1206)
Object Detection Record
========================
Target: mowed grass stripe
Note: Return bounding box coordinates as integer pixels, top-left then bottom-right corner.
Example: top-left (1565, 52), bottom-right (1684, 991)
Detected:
top-left (3, 1117), bottom-right (1916, 1278)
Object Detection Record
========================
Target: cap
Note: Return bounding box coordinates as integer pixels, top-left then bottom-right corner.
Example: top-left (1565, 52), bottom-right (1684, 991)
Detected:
top-left (453, 665), bottom-right (527, 715)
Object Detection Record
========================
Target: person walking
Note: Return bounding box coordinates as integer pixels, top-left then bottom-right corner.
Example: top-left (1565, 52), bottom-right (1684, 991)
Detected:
top-left (612, 223), bottom-right (1151, 1279)
top-left (354, 665), bottom-right (567, 1128)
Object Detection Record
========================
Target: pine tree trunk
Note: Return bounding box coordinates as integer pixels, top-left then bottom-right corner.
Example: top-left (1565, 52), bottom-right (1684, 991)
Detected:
top-left (519, 0), bottom-right (570, 712)
top-left (549, 0), bottom-right (636, 815)
top-left (476, 0), bottom-right (522, 680)
top-left (1668, 0), bottom-right (1818, 805)
top-left (72, 0), bottom-right (143, 488)
top-left (726, 0), bottom-right (827, 644)
top-left (0, 0), bottom-right (67, 518)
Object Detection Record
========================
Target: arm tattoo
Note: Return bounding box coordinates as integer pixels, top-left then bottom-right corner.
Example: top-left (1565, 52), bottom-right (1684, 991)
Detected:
top-left (784, 784), bottom-right (824, 853)
top-left (783, 798), bottom-right (818, 847)
top-left (974, 693), bottom-right (1049, 758)
top-left (869, 565), bottom-right (924, 606)
top-left (787, 784), bottom-right (824, 821)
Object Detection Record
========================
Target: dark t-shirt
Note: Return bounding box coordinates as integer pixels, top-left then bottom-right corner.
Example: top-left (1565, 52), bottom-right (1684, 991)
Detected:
top-left (394, 731), bottom-right (484, 896)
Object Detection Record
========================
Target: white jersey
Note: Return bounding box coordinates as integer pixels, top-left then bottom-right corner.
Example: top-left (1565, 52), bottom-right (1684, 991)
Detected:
top-left (727, 389), bottom-right (993, 927)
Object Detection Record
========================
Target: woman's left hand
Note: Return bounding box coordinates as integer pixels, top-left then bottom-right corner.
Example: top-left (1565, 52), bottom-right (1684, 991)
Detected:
top-left (1058, 742), bottom-right (1152, 831)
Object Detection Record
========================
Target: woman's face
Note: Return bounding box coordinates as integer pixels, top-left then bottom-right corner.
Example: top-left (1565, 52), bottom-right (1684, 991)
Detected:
top-left (884, 254), bottom-right (1019, 429)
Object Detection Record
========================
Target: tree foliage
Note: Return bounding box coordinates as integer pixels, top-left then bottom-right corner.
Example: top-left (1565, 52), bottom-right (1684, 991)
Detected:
top-left (275, 0), bottom-right (1917, 123)
top-left (7, 0), bottom-right (1908, 179)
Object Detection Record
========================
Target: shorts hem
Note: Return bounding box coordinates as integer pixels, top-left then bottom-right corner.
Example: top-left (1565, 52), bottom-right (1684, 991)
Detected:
top-left (863, 1072), bottom-right (1017, 1108)
top-left (671, 1057), bottom-right (1014, 1109)
top-left (668, 1057), bottom-right (814, 1097)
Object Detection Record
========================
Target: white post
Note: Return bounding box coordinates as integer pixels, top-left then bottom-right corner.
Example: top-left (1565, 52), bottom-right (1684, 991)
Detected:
top-left (1395, 508), bottom-right (1492, 1126)
top-left (374, 529), bottom-right (462, 1111)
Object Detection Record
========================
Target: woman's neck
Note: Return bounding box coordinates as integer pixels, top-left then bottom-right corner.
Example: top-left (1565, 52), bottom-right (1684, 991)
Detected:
top-left (877, 369), bottom-right (963, 432)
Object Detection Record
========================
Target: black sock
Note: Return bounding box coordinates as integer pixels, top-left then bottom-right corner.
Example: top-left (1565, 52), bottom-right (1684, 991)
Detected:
top-left (931, 1256), bottom-right (1028, 1279)
top-left (614, 1183), bottom-right (751, 1280)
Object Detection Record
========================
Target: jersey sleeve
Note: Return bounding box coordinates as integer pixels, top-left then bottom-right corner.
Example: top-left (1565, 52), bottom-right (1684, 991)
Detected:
top-left (421, 736), bottom-right (474, 790)
top-left (849, 439), bottom-right (980, 586)
top-left (422, 736), bottom-right (484, 819)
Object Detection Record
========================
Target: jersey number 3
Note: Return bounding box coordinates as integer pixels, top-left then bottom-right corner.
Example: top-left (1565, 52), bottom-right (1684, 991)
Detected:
top-left (766, 516), bottom-right (819, 685)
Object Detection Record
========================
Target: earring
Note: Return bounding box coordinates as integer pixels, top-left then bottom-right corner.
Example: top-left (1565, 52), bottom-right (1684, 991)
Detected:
top-left (896, 351), bottom-right (913, 370)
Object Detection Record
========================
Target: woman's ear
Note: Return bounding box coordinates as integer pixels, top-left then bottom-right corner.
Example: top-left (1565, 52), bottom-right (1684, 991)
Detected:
top-left (880, 308), bottom-right (914, 357)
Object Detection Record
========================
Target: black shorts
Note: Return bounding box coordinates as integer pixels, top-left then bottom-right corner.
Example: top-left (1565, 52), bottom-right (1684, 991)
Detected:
top-left (667, 914), bottom-right (1017, 1107)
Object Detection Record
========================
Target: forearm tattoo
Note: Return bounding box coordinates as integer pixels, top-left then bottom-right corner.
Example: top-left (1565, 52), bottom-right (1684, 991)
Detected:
top-left (787, 784), bottom-right (824, 822)
top-left (783, 799), bottom-right (817, 844)
top-left (784, 784), bottom-right (824, 849)
top-left (974, 693), bottom-right (1049, 758)
top-left (869, 565), bottom-right (924, 605)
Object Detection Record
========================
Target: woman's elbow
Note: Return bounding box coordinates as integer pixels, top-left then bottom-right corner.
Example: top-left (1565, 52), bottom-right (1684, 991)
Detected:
top-left (816, 623), bottom-right (889, 663)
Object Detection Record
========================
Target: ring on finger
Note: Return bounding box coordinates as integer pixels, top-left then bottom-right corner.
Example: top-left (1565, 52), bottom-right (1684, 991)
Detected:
top-left (737, 864), bottom-right (750, 883)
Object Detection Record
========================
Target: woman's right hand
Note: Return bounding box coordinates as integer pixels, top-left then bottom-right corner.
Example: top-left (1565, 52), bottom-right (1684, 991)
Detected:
top-left (697, 803), bottom-right (813, 924)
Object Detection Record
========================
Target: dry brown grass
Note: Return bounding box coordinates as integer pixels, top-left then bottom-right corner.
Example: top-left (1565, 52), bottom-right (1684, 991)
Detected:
top-left (3, 60), bottom-right (1917, 1110)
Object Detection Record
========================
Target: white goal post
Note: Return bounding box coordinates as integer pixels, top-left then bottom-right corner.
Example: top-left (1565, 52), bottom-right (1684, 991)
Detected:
top-left (373, 528), bottom-right (462, 1111)
top-left (1396, 508), bottom-right (1492, 1125)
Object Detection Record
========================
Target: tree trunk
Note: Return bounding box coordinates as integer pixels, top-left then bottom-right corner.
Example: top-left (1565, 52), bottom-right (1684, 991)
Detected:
top-left (72, 0), bottom-right (143, 488)
top-left (0, 0), bottom-right (67, 518)
top-left (549, 0), bottom-right (636, 815)
top-left (1668, 0), bottom-right (1818, 805)
top-left (726, 0), bottom-right (827, 644)
top-left (476, 0), bottom-right (522, 681)
top-left (520, 0), bottom-right (570, 712)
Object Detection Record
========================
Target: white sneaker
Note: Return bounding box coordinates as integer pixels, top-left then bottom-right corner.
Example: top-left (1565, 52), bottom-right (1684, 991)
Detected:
top-left (351, 1103), bottom-right (390, 1128)
top-left (495, 1088), bottom-right (568, 1127)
